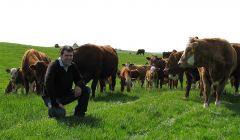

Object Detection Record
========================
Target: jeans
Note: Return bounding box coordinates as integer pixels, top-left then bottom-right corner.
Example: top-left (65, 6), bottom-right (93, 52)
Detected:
top-left (42, 86), bottom-right (90, 116)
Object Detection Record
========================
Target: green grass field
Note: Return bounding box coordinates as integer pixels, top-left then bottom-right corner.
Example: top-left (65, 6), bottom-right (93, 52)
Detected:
top-left (0, 42), bottom-right (240, 139)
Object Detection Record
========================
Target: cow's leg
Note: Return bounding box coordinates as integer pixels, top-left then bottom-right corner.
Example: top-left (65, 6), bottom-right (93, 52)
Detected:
top-left (99, 79), bottom-right (105, 93)
top-left (160, 78), bottom-right (163, 89)
top-left (215, 79), bottom-right (227, 106)
top-left (185, 72), bottom-right (192, 98)
top-left (179, 73), bottom-right (184, 89)
top-left (120, 79), bottom-right (125, 92)
top-left (29, 82), bottom-right (35, 93)
top-left (91, 78), bottom-right (98, 97)
top-left (202, 70), bottom-right (211, 108)
top-left (24, 78), bottom-right (29, 95)
top-left (234, 77), bottom-right (239, 96)
top-left (111, 74), bottom-right (116, 92)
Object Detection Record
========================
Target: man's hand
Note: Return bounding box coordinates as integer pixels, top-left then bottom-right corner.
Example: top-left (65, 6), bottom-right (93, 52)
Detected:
top-left (74, 86), bottom-right (82, 97)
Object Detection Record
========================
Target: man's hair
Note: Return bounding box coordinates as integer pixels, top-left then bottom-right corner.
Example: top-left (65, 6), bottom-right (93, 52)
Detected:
top-left (60, 45), bottom-right (74, 55)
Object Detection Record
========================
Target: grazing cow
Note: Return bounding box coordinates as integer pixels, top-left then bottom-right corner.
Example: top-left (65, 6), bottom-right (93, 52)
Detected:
top-left (73, 44), bottom-right (118, 97)
top-left (230, 43), bottom-right (240, 95)
top-left (5, 68), bottom-right (25, 94)
top-left (145, 66), bottom-right (158, 89)
top-left (146, 56), bottom-right (167, 88)
top-left (178, 37), bottom-right (237, 107)
top-left (136, 49), bottom-right (145, 56)
top-left (22, 49), bottom-right (51, 95)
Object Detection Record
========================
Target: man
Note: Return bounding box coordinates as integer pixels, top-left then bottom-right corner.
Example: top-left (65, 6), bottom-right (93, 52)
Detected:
top-left (42, 45), bottom-right (90, 118)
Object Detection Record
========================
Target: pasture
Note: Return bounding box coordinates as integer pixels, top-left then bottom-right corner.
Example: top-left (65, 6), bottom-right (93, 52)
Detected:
top-left (0, 43), bottom-right (240, 139)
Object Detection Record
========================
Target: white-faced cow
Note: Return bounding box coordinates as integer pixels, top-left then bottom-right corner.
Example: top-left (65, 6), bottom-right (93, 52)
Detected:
top-left (178, 37), bottom-right (237, 107)
top-left (5, 68), bottom-right (25, 94)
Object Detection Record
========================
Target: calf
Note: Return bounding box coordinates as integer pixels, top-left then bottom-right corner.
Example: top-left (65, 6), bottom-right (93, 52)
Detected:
top-left (119, 66), bottom-right (132, 92)
top-left (5, 68), bottom-right (24, 94)
top-left (145, 66), bottom-right (158, 89)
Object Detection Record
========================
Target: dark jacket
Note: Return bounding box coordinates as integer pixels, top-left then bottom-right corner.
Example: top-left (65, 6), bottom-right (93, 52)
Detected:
top-left (44, 59), bottom-right (85, 106)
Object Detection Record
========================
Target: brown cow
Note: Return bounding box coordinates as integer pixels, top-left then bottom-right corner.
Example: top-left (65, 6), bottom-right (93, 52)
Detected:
top-left (73, 44), bottom-right (118, 97)
top-left (163, 51), bottom-right (201, 97)
top-left (178, 37), bottom-right (237, 107)
top-left (230, 43), bottom-right (240, 95)
top-left (128, 64), bottom-right (150, 87)
top-left (5, 68), bottom-right (25, 94)
top-left (146, 56), bottom-right (167, 88)
top-left (119, 66), bottom-right (132, 92)
top-left (163, 50), bottom-right (184, 89)
top-left (136, 49), bottom-right (145, 56)
top-left (145, 66), bottom-right (158, 89)
top-left (22, 49), bottom-right (51, 95)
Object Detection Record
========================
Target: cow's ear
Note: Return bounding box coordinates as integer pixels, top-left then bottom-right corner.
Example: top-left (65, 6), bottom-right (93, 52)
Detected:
top-left (146, 57), bottom-right (150, 60)
top-left (6, 69), bottom-right (10, 73)
top-left (30, 64), bottom-right (36, 70)
top-left (122, 64), bottom-right (126, 66)
top-left (129, 64), bottom-right (134, 67)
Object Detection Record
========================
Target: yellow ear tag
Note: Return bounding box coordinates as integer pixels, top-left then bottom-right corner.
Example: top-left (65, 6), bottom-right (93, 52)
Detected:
top-left (191, 47), bottom-right (195, 53)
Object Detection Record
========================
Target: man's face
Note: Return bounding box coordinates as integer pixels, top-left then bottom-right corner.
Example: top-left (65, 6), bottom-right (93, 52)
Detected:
top-left (61, 50), bottom-right (73, 66)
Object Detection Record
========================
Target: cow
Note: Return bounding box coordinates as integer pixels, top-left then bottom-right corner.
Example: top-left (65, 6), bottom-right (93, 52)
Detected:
top-left (163, 50), bottom-right (201, 97)
top-left (22, 49), bottom-right (51, 95)
top-left (178, 37), bottom-right (237, 107)
top-left (230, 43), bottom-right (240, 96)
top-left (128, 63), bottom-right (150, 87)
top-left (54, 44), bottom-right (60, 48)
top-left (146, 55), bottom-right (168, 88)
top-left (136, 49), bottom-right (145, 56)
top-left (163, 50), bottom-right (184, 89)
top-left (5, 68), bottom-right (25, 94)
top-left (145, 66), bottom-right (158, 89)
top-left (73, 44), bottom-right (118, 97)
top-left (119, 66), bottom-right (132, 92)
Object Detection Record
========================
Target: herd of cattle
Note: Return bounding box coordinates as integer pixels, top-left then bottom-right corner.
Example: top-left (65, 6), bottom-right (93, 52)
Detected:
top-left (4, 37), bottom-right (240, 108)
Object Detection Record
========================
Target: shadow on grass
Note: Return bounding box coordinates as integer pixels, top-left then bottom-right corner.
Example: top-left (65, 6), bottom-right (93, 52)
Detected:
top-left (57, 114), bottom-right (102, 128)
top-left (92, 91), bottom-right (139, 103)
top-left (222, 93), bottom-right (240, 115)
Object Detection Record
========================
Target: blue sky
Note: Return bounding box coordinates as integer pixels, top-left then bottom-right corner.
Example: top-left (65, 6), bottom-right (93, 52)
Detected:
top-left (0, 0), bottom-right (240, 52)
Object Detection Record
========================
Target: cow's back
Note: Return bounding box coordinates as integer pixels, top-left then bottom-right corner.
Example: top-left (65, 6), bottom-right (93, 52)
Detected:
top-left (100, 45), bottom-right (118, 78)
top-left (73, 44), bottom-right (103, 82)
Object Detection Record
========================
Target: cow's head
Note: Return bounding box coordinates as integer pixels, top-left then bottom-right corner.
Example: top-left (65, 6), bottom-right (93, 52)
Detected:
top-left (146, 56), bottom-right (162, 67)
top-left (29, 61), bottom-right (48, 94)
top-left (6, 68), bottom-right (20, 81)
top-left (178, 37), bottom-right (198, 68)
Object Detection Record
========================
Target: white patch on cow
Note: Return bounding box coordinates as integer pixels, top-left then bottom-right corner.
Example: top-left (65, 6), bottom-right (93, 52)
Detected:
top-left (150, 66), bottom-right (156, 73)
top-left (215, 100), bottom-right (221, 106)
top-left (10, 68), bottom-right (18, 80)
top-left (187, 55), bottom-right (194, 66)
